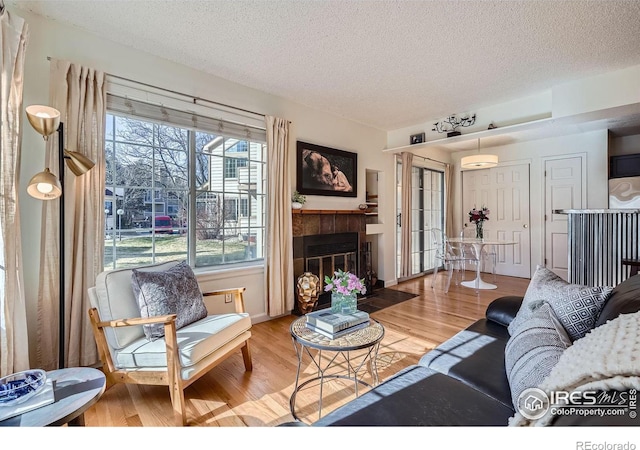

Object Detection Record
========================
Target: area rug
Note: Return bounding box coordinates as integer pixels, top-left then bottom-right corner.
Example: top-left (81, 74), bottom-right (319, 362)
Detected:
top-left (313, 287), bottom-right (418, 314)
top-left (356, 288), bottom-right (419, 313)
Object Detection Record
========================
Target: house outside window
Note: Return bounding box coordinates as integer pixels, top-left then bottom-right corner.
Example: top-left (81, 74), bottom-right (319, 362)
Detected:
top-left (224, 198), bottom-right (238, 222)
top-left (239, 198), bottom-right (250, 218)
top-left (104, 96), bottom-right (267, 270)
top-left (224, 155), bottom-right (248, 179)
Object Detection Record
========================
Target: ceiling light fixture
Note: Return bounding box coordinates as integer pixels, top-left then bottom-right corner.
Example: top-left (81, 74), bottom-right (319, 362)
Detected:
top-left (460, 138), bottom-right (498, 169)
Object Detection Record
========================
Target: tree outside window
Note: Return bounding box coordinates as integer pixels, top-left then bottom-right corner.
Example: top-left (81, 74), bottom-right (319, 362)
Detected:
top-left (104, 113), bottom-right (266, 270)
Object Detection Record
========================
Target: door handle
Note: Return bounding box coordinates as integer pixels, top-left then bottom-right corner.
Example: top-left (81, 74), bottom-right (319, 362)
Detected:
top-left (523, 224), bottom-right (528, 228)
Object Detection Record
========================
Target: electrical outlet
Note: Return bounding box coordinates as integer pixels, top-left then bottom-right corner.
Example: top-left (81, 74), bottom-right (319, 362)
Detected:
top-left (224, 293), bottom-right (233, 303)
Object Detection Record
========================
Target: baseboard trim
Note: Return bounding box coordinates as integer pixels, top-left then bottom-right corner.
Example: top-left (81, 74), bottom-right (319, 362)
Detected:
top-left (250, 312), bottom-right (272, 324)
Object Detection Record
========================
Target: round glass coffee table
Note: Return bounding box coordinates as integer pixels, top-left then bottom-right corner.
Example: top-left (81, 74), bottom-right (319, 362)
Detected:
top-left (289, 315), bottom-right (385, 422)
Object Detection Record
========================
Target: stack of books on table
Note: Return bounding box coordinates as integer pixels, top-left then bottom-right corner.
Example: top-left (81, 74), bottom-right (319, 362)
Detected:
top-left (305, 309), bottom-right (370, 339)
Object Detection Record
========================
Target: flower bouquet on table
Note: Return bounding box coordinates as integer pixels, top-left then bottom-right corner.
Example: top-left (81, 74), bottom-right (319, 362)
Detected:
top-left (324, 269), bottom-right (367, 315)
top-left (468, 206), bottom-right (490, 239)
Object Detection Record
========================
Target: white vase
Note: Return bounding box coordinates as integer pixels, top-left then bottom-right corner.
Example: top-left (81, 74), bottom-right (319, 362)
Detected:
top-left (292, 202), bottom-right (303, 209)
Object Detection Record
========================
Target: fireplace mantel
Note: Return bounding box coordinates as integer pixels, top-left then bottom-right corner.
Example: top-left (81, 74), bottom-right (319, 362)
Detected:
top-left (292, 209), bottom-right (366, 238)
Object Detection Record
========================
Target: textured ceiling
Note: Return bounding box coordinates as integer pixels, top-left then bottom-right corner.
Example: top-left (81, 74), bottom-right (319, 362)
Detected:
top-left (9, 0), bottom-right (640, 130)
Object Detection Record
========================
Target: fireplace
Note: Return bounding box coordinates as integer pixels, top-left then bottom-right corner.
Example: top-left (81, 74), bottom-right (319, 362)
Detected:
top-left (292, 209), bottom-right (367, 313)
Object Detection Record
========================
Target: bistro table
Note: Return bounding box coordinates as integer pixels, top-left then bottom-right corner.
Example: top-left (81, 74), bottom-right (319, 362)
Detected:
top-left (447, 237), bottom-right (516, 290)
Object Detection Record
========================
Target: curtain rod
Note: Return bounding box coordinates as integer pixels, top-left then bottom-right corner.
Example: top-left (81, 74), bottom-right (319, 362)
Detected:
top-left (410, 154), bottom-right (449, 166)
top-left (47, 56), bottom-right (268, 120)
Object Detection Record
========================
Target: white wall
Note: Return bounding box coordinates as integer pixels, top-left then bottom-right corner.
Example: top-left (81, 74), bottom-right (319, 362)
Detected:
top-left (14, 7), bottom-right (390, 365)
top-left (451, 130), bottom-right (609, 274)
top-left (610, 134), bottom-right (640, 156)
top-left (553, 65), bottom-right (640, 118)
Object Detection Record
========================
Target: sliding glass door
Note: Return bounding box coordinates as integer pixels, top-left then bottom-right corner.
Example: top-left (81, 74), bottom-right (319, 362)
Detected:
top-left (396, 159), bottom-right (445, 279)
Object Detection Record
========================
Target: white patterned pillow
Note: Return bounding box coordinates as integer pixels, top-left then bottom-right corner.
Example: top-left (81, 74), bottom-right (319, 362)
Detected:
top-left (545, 284), bottom-right (613, 341)
top-left (509, 267), bottom-right (612, 341)
top-left (131, 260), bottom-right (208, 341)
top-left (508, 266), bottom-right (561, 334)
top-left (505, 303), bottom-right (572, 409)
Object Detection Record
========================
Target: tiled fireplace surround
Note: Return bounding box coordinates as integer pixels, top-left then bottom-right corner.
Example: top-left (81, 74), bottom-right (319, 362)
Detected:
top-left (292, 210), bottom-right (367, 308)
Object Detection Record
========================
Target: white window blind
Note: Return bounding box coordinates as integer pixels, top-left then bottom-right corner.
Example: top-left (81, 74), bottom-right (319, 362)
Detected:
top-left (107, 94), bottom-right (266, 142)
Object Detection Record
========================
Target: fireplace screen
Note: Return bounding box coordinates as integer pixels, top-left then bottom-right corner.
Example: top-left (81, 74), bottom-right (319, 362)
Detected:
top-left (301, 232), bottom-right (359, 306)
top-left (306, 251), bottom-right (357, 292)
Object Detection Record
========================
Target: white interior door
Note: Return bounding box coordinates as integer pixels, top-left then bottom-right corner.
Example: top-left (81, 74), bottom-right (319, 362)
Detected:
top-left (462, 164), bottom-right (531, 278)
top-left (544, 157), bottom-right (584, 281)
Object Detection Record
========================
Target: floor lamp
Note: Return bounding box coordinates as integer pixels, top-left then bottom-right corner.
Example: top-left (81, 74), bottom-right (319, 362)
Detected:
top-left (26, 105), bottom-right (96, 369)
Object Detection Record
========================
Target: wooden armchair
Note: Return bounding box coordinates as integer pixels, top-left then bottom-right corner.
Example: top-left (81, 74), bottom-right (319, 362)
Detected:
top-left (87, 261), bottom-right (252, 426)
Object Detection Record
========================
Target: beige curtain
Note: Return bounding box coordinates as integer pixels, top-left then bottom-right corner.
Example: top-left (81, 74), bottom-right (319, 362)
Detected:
top-left (444, 163), bottom-right (453, 237)
top-left (400, 152), bottom-right (413, 279)
top-left (36, 59), bottom-right (105, 369)
top-left (265, 116), bottom-right (294, 316)
top-left (0, 6), bottom-right (30, 376)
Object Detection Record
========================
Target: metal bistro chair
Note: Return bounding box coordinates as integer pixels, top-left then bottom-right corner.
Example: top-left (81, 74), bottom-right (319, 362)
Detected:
top-left (431, 228), bottom-right (479, 293)
top-left (461, 225), bottom-right (497, 281)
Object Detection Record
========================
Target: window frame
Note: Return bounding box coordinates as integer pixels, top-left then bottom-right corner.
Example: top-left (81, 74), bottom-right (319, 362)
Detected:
top-left (103, 107), bottom-right (267, 271)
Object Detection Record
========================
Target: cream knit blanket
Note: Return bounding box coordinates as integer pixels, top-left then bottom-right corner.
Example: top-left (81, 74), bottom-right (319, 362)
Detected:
top-left (509, 310), bottom-right (640, 426)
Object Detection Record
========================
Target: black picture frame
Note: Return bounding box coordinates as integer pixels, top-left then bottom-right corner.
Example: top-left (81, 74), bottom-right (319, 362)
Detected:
top-left (410, 132), bottom-right (425, 145)
top-left (296, 141), bottom-right (357, 197)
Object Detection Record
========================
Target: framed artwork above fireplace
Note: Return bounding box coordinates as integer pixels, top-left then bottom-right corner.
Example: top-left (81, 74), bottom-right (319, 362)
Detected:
top-left (296, 141), bottom-right (357, 197)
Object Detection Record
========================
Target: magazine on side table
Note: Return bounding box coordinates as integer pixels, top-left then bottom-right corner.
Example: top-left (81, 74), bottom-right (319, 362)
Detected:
top-left (305, 320), bottom-right (371, 339)
top-left (305, 309), bottom-right (370, 333)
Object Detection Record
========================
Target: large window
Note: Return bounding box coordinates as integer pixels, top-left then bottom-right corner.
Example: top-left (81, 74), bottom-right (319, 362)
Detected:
top-left (104, 97), bottom-right (266, 270)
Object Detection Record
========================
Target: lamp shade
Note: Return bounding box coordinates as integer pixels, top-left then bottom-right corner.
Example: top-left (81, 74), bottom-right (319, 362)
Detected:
top-left (27, 168), bottom-right (62, 200)
top-left (64, 150), bottom-right (95, 176)
top-left (26, 105), bottom-right (61, 138)
top-left (460, 154), bottom-right (499, 169)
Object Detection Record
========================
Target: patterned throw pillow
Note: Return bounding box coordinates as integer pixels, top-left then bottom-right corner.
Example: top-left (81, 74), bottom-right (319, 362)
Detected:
top-left (131, 260), bottom-right (208, 341)
top-left (505, 303), bottom-right (572, 409)
top-left (508, 267), bottom-right (613, 341)
top-left (545, 284), bottom-right (613, 341)
top-left (508, 266), bottom-right (561, 334)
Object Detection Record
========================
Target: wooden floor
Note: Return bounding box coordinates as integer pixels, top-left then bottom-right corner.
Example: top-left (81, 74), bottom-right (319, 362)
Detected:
top-left (83, 272), bottom-right (529, 427)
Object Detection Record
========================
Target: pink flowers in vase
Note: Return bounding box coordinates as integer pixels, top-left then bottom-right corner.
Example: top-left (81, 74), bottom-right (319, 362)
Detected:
top-left (324, 269), bottom-right (367, 296)
top-left (468, 206), bottom-right (490, 224)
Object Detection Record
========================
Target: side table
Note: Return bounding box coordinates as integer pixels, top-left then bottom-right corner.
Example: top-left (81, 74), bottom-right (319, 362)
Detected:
top-left (0, 367), bottom-right (106, 427)
top-left (289, 316), bottom-right (384, 422)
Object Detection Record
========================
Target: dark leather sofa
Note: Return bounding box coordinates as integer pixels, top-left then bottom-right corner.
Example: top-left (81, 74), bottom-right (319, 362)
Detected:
top-left (312, 274), bottom-right (640, 426)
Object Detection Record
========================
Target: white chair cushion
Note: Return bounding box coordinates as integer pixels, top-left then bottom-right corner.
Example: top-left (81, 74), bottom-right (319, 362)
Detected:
top-left (114, 313), bottom-right (251, 369)
top-left (93, 261), bottom-right (181, 350)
